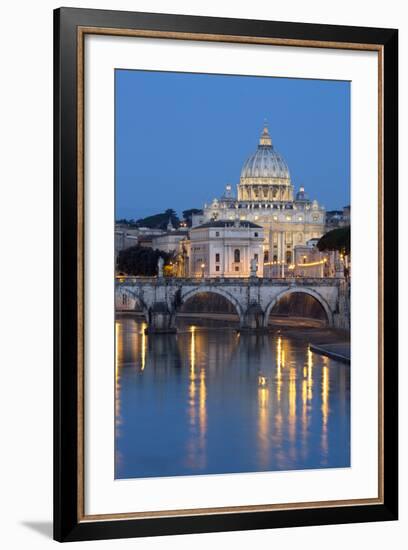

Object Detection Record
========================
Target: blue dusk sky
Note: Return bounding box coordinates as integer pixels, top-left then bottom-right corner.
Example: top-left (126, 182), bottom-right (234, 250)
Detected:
top-left (115, 70), bottom-right (350, 220)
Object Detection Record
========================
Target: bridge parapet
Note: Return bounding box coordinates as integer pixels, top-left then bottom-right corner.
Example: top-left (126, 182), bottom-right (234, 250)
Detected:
top-left (116, 276), bottom-right (342, 287)
top-left (115, 276), bottom-right (347, 332)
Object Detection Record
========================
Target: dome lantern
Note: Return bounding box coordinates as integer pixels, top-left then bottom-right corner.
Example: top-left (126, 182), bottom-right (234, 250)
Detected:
top-left (259, 121), bottom-right (272, 147)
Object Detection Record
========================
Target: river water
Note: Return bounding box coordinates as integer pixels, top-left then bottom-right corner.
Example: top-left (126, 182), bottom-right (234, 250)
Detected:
top-left (115, 317), bottom-right (350, 479)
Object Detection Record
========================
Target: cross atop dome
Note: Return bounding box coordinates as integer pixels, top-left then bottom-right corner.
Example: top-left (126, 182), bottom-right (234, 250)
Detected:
top-left (259, 120), bottom-right (272, 147)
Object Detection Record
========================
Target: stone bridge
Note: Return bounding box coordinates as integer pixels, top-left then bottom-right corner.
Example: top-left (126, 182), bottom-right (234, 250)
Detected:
top-left (116, 277), bottom-right (350, 332)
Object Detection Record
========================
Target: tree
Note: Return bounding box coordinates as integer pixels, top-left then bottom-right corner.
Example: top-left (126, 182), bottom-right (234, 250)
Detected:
top-left (115, 218), bottom-right (138, 227)
top-left (117, 245), bottom-right (173, 276)
top-left (135, 209), bottom-right (180, 230)
top-left (317, 226), bottom-right (350, 255)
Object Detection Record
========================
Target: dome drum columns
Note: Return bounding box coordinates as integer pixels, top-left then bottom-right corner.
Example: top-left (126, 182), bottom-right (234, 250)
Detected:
top-left (238, 183), bottom-right (294, 203)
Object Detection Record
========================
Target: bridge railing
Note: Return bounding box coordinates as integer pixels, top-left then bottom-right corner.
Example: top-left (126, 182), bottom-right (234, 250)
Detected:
top-left (115, 275), bottom-right (342, 286)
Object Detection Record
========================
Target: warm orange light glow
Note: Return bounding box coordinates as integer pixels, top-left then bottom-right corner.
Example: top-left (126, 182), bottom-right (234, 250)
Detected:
top-left (190, 326), bottom-right (196, 378)
top-left (258, 384), bottom-right (270, 467)
top-left (199, 368), bottom-right (207, 438)
top-left (276, 336), bottom-right (283, 401)
top-left (321, 361), bottom-right (330, 458)
top-left (300, 372), bottom-right (309, 458)
top-left (322, 364), bottom-right (329, 427)
top-left (307, 347), bottom-right (313, 401)
top-left (140, 322), bottom-right (147, 370)
top-left (115, 321), bottom-right (122, 380)
top-left (189, 379), bottom-right (196, 426)
top-left (187, 327), bottom-right (207, 470)
top-left (297, 259), bottom-right (326, 267)
top-left (302, 377), bottom-right (308, 420)
top-left (289, 367), bottom-right (297, 442)
top-left (258, 375), bottom-right (267, 387)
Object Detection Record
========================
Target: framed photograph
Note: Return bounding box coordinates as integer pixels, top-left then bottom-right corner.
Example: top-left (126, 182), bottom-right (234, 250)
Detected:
top-left (54, 7), bottom-right (398, 542)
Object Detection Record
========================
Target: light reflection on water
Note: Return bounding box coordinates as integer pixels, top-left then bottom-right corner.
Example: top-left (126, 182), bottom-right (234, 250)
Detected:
top-left (115, 317), bottom-right (350, 479)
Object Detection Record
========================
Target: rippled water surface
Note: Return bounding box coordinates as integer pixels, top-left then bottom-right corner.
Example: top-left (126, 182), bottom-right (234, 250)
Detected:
top-left (115, 317), bottom-right (350, 479)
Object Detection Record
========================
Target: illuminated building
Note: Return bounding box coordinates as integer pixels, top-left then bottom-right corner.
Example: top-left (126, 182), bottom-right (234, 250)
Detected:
top-left (185, 219), bottom-right (264, 278)
top-left (192, 123), bottom-right (326, 276)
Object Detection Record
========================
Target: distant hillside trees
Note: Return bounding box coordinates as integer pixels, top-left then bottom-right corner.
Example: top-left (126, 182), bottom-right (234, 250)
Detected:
top-left (117, 245), bottom-right (173, 276)
top-left (117, 208), bottom-right (203, 229)
top-left (135, 209), bottom-right (179, 230)
top-left (317, 226), bottom-right (350, 255)
top-left (116, 218), bottom-right (138, 227)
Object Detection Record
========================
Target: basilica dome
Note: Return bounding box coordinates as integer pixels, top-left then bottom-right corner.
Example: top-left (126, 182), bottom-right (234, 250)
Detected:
top-left (240, 124), bottom-right (290, 182)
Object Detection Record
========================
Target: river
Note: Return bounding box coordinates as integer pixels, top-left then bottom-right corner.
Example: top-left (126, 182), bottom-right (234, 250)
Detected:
top-left (115, 317), bottom-right (350, 479)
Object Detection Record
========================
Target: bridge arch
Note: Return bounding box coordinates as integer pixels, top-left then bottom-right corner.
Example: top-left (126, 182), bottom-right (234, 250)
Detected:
top-left (116, 287), bottom-right (149, 323)
top-left (263, 287), bottom-right (333, 327)
top-left (177, 286), bottom-right (245, 326)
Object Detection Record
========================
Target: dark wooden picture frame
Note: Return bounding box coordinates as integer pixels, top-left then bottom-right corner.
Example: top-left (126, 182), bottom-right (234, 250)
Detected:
top-left (54, 7), bottom-right (398, 542)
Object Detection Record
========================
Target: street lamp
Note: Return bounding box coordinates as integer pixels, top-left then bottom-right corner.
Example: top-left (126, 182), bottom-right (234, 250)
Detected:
top-left (200, 263), bottom-right (205, 278)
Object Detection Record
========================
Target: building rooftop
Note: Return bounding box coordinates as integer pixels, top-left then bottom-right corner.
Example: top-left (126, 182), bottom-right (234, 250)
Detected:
top-left (154, 230), bottom-right (189, 237)
top-left (193, 220), bottom-right (262, 230)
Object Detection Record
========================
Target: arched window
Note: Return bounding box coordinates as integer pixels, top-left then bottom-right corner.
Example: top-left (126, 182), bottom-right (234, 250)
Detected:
top-left (286, 251), bottom-right (292, 264)
top-left (234, 249), bottom-right (240, 263)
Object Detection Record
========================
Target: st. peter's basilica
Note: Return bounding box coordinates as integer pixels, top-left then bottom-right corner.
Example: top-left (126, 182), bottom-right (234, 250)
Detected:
top-left (187, 123), bottom-right (326, 277)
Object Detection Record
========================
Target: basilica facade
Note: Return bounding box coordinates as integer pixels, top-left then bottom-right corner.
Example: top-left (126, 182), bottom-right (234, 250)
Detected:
top-left (191, 124), bottom-right (326, 276)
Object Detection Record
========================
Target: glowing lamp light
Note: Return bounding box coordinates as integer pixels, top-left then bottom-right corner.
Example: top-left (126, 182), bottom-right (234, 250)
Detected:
top-left (258, 376), bottom-right (267, 387)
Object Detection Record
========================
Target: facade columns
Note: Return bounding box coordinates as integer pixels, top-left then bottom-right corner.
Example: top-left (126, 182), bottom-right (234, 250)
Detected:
top-left (281, 231), bottom-right (285, 262)
top-left (279, 232), bottom-right (285, 277)
top-left (268, 228), bottom-right (273, 278)
top-left (274, 231), bottom-right (285, 277)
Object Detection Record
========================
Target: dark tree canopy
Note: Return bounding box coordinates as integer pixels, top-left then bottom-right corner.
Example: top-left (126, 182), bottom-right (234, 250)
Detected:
top-left (116, 218), bottom-right (138, 227)
top-left (135, 209), bottom-right (179, 230)
top-left (117, 245), bottom-right (173, 276)
top-left (317, 226), bottom-right (350, 255)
